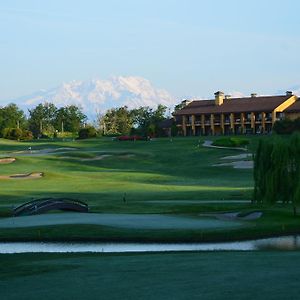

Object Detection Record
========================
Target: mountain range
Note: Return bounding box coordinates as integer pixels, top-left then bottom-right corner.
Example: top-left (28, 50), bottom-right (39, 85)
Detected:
top-left (8, 76), bottom-right (177, 120)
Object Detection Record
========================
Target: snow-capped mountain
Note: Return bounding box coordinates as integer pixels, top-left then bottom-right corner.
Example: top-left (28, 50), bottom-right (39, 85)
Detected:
top-left (9, 76), bottom-right (177, 120)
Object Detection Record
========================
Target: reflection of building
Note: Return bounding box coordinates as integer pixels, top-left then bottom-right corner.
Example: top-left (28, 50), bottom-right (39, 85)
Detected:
top-left (174, 91), bottom-right (299, 135)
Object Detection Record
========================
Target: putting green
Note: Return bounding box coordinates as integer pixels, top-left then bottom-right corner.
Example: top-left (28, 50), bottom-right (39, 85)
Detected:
top-left (0, 213), bottom-right (243, 230)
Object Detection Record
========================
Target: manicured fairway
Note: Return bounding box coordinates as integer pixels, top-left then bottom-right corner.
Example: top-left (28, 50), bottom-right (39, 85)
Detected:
top-left (0, 137), bottom-right (253, 212)
top-left (0, 136), bottom-right (299, 242)
top-left (1, 252), bottom-right (300, 299)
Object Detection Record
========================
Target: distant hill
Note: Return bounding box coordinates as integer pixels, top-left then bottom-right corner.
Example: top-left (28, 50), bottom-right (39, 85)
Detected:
top-left (8, 76), bottom-right (177, 120)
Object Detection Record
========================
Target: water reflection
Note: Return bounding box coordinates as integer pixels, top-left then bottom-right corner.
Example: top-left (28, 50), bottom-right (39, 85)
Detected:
top-left (1, 236), bottom-right (300, 253)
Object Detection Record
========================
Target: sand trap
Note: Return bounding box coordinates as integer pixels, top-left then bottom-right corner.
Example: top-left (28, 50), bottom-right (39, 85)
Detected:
top-left (203, 140), bottom-right (248, 151)
top-left (0, 172), bottom-right (43, 180)
top-left (0, 158), bottom-right (16, 164)
top-left (63, 153), bottom-right (135, 161)
top-left (213, 161), bottom-right (253, 169)
top-left (221, 154), bottom-right (252, 160)
top-left (11, 147), bottom-right (77, 157)
top-left (81, 155), bottom-right (112, 161)
top-left (200, 211), bottom-right (262, 221)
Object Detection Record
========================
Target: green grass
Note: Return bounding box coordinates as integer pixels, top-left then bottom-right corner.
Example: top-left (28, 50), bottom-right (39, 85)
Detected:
top-left (0, 136), bottom-right (299, 242)
top-left (1, 252), bottom-right (300, 299)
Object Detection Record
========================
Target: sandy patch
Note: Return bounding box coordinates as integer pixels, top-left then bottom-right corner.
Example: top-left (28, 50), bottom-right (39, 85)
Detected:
top-left (0, 172), bottom-right (43, 180)
top-left (0, 158), bottom-right (16, 164)
top-left (203, 140), bottom-right (248, 151)
top-left (11, 147), bottom-right (77, 156)
top-left (213, 161), bottom-right (253, 169)
top-left (80, 155), bottom-right (112, 161)
top-left (221, 154), bottom-right (252, 160)
top-left (63, 153), bottom-right (135, 161)
top-left (200, 211), bottom-right (262, 221)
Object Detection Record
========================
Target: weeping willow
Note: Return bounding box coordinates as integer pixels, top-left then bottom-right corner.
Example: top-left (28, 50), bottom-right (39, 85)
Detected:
top-left (253, 134), bottom-right (300, 215)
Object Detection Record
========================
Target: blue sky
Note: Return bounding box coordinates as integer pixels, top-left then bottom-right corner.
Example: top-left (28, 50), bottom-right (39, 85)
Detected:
top-left (1, 0), bottom-right (300, 101)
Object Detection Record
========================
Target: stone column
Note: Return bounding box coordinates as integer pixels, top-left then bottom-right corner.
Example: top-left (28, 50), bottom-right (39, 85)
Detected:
top-left (192, 115), bottom-right (195, 135)
top-left (210, 114), bottom-right (215, 135)
top-left (182, 115), bottom-right (187, 136)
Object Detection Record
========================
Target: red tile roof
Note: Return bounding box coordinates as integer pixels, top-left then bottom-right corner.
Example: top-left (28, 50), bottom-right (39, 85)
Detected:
top-left (285, 99), bottom-right (300, 113)
top-left (174, 95), bottom-right (291, 115)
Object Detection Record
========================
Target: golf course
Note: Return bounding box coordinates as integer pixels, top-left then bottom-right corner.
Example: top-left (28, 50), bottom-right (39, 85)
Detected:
top-left (1, 136), bottom-right (300, 299)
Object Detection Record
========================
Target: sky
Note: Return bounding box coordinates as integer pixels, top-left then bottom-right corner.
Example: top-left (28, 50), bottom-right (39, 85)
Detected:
top-left (1, 0), bottom-right (300, 101)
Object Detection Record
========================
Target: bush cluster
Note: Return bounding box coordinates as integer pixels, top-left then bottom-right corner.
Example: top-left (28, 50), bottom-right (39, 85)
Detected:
top-left (212, 137), bottom-right (249, 148)
top-left (77, 126), bottom-right (97, 139)
top-left (273, 118), bottom-right (300, 134)
top-left (2, 128), bottom-right (33, 140)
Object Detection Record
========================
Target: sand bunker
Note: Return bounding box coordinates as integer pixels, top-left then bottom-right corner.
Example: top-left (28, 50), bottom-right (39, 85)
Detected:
top-left (0, 158), bottom-right (16, 164)
top-left (221, 154), bottom-right (252, 160)
top-left (200, 211), bottom-right (262, 221)
top-left (0, 172), bottom-right (43, 180)
top-left (63, 153), bottom-right (135, 161)
top-left (203, 140), bottom-right (247, 151)
top-left (213, 161), bottom-right (253, 169)
top-left (80, 154), bottom-right (112, 161)
top-left (11, 147), bottom-right (77, 157)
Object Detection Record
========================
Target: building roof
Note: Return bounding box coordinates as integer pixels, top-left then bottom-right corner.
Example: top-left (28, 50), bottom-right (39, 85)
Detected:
top-left (174, 95), bottom-right (291, 115)
top-left (285, 99), bottom-right (300, 113)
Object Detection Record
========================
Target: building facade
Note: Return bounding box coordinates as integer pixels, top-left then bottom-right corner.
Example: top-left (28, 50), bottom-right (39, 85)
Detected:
top-left (174, 91), bottom-right (299, 136)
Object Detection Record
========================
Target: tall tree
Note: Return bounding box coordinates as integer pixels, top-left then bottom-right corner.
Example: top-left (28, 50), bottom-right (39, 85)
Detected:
top-left (28, 103), bottom-right (57, 137)
top-left (55, 105), bottom-right (86, 133)
top-left (99, 106), bottom-right (133, 135)
top-left (0, 103), bottom-right (26, 135)
top-left (131, 105), bottom-right (167, 136)
top-left (253, 135), bottom-right (300, 215)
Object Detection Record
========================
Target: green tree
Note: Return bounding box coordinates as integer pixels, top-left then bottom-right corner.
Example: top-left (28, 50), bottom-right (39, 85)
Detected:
top-left (28, 103), bottom-right (57, 137)
top-left (100, 106), bottom-right (133, 135)
top-left (0, 103), bottom-right (26, 135)
top-left (253, 135), bottom-right (300, 215)
top-left (131, 105), bottom-right (167, 136)
top-left (55, 105), bottom-right (86, 134)
top-left (78, 126), bottom-right (97, 139)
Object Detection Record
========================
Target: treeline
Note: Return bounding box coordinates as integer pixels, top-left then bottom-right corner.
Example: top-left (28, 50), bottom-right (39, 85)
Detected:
top-left (0, 103), bottom-right (86, 140)
top-left (0, 102), bottom-right (171, 140)
top-left (98, 104), bottom-right (168, 136)
top-left (253, 134), bottom-right (300, 215)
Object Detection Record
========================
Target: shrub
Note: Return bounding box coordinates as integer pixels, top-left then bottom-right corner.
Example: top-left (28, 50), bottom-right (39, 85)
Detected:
top-left (212, 137), bottom-right (249, 147)
top-left (78, 126), bottom-right (97, 139)
top-left (2, 128), bottom-right (33, 140)
top-left (273, 118), bottom-right (300, 134)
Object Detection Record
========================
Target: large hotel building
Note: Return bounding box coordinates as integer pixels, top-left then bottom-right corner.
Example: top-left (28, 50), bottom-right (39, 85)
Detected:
top-left (174, 91), bottom-right (300, 136)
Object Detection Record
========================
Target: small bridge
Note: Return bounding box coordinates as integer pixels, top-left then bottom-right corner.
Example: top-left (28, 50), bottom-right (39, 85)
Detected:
top-left (13, 198), bottom-right (89, 216)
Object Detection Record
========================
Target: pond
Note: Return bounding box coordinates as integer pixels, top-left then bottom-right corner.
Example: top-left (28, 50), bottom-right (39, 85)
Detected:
top-left (1, 236), bottom-right (300, 253)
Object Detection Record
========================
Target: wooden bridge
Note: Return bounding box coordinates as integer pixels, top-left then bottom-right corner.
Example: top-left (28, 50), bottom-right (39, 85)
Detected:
top-left (13, 198), bottom-right (89, 216)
